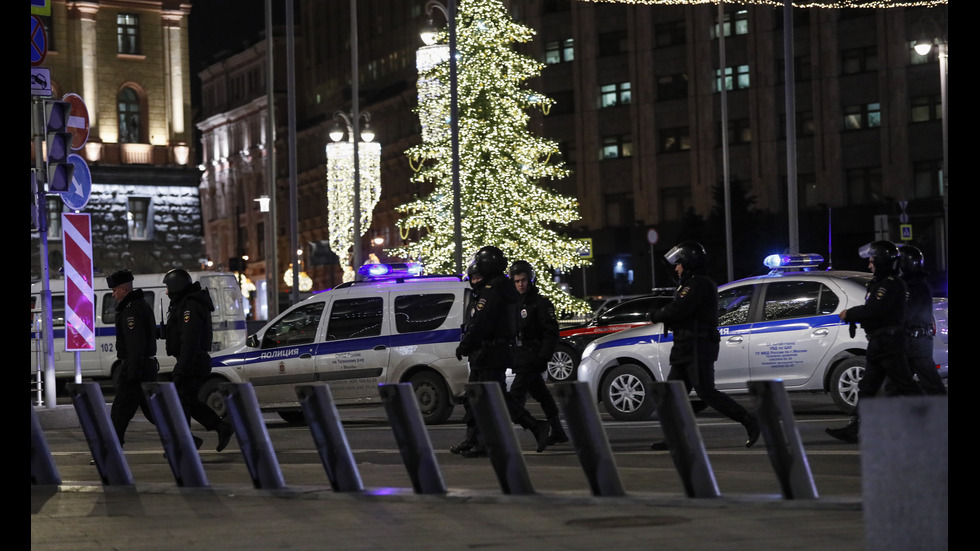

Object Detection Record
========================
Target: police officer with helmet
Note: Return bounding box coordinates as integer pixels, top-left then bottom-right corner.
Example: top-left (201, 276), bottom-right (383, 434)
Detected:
top-left (106, 269), bottom-right (158, 447)
top-left (163, 268), bottom-right (234, 452)
top-left (509, 260), bottom-right (569, 446)
top-left (826, 241), bottom-right (922, 443)
top-left (451, 246), bottom-right (550, 457)
top-left (897, 245), bottom-right (946, 395)
top-left (648, 241), bottom-right (760, 450)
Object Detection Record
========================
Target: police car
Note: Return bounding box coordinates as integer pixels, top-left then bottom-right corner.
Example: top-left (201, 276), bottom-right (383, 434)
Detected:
top-left (577, 253), bottom-right (950, 421)
top-left (547, 291), bottom-right (673, 382)
top-left (205, 264), bottom-right (470, 425)
top-left (31, 271), bottom-right (247, 384)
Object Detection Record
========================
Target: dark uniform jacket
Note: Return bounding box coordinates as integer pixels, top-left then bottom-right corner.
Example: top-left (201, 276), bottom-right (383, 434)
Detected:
top-left (115, 288), bottom-right (158, 381)
top-left (457, 274), bottom-right (519, 370)
top-left (903, 272), bottom-right (934, 337)
top-left (845, 270), bottom-right (907, 337)
top-left (165, 282), bottom-right (215, 378)
top-left (650, 271), bottom-right (720, 367)
top-left (514, 285), bottom-right (559, 374)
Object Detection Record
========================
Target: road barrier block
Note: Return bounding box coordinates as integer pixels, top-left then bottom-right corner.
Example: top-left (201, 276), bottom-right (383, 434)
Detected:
top-left (651, 381), bottom-right (719, 498)
top-left (295, 384), bottom-right (364, 492)
top-left (31, 405), bottom-right (61, 486)
top-left (553, 382), bottom-right (625, 496)
top-left (220, 383), bottom-right (286, 490)
top-left (68, 382), bottom-right (134, 486)
top-left (747, 380), bottom-right (818, 499)
top-left (378, 383), bottom-right (447, 494)
top-left (142, 382), bottom-right (210, 488)
top-left (465, 382), bottom-right (535, 495)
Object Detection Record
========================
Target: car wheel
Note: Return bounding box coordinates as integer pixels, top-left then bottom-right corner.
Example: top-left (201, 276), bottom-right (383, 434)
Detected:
top-left (601, 363), bottom-right (657, 422)
top-left (547, 345), bottom-right (578, 382)
top-left (830, 357), bottom-right (863, 415)
top-left (199, 377), bottom-right (228, 419)
top-left (278, 411), bottom-right (307, 424)
top-left (410, 370), bottom-right (454, 426)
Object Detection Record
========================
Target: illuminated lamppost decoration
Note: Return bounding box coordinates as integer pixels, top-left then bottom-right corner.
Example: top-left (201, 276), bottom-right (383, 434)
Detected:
top-left (326, 111), bottom-right (381, 283)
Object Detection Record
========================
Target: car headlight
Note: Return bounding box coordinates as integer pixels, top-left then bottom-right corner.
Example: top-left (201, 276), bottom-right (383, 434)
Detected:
top-left (582, 342), bottom-right (598, 359)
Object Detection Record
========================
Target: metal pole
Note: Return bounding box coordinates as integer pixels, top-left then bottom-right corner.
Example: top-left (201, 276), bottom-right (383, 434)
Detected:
top-left (449, 0), bottom-right (462, 275)
top-left (33, 97), bottom-right (57, 409)
top-left (351, 0), bottom-right (363, 274)
top-left (784, 0), bottom-right (799, 253)
top-left (264, 0), bottom-right (279, 319)
top-left (286, 0), bottom-right (299, 305)
top-left (939, 41), bottom-right (948, 281)
top-left (719, 2), bottom-right (733, 283)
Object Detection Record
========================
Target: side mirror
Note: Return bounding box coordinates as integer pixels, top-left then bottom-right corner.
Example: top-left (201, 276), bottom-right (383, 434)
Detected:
top-left (246, 334), bottom-right (259, 348)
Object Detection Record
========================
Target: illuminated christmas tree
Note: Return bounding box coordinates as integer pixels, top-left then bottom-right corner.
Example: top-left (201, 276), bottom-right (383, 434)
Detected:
top-left (396, 0), bottom-right (589, 314)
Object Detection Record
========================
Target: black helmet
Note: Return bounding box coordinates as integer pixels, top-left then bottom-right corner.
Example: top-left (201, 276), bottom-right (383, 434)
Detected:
top-left (664, 241), bottom-right (707, 271)
top-left (898, 245), bottom-right (925, 274)
top-left (163, 268), bottom-right (193, 294)
top-left (859, 241), bottom-right (900, 272)
top-left (508, 260), bottom-right (535, 283)
top-left (472, 245), bottom-right (507, 278)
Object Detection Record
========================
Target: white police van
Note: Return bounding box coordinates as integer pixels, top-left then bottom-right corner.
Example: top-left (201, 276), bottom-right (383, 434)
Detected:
top-left (577, 253), bottom-right (950, 420)
top-left (204, 264), bottom-right (470, 425)
top-left (31, 271), bottom-right (247, 384)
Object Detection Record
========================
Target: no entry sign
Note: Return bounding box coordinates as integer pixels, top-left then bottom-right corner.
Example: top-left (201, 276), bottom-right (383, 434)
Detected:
top-left (62, 213), bottom-right (95, 351)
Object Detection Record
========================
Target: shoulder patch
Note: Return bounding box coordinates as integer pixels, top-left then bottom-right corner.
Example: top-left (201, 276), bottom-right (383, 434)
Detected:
top-left (875, 287), bottom-right (887, 299)
top-left (476, 298), bottom-right (487, 311)
top-left (678, 285), bottom-right (692, 298)
top-left (183, 309), bottom-right (192, 323)
top-left (126, 316), bottom-right (136, 330)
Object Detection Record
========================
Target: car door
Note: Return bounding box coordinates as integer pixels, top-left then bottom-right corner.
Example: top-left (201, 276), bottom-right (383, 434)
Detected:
top-left (713, 283), bottom-right (756, 389)
top-left (241, 299), bottom-right (325, 406)
top-left (747, 280), bottom-right (842, 387)
top-left (314, 295), bottom-right (390, 404)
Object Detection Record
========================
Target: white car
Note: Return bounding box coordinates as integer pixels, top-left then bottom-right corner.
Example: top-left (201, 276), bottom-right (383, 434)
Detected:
top-left (205, 264), bottom-right (470, 425)
top-left (577, 254), bottom-right (949, 421)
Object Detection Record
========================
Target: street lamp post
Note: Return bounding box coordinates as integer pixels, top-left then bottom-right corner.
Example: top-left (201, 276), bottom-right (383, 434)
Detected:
top-left (914, 36), bottom-right (948, 275)
top-left (328, 110), bottom-right (377, 280)
top-left (422, 0), bottom-right (462, 275)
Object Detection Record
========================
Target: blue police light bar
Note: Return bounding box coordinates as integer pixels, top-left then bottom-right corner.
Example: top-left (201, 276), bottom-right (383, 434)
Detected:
top-left (763, 253), bottom-right (825, 271)
top-left (358, 263), bottom-right (424, 279)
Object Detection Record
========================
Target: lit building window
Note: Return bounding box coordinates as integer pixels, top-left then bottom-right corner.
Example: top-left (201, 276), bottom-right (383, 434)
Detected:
top-left (600, 82), bottom-right (631, 108)
top-left (118, 87), bottom-right (142, 143)
top-left (715, 65), bottom-right (750, 92)
top-left (843, 103), bottom-right (881, 130)
top-left (127, 197), bottom-right (152, 241)
top-left (117, 14), bottom-right (140, 55)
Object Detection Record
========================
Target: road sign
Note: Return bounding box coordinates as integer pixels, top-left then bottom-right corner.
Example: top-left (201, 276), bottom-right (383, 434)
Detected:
top-left (578, 238), bottom-right (593, 260)
top-left (32, 0), bottom-right (52, 17)
top-left (646, 228), bottom-right (659, 245)
top-left (62, 213), bottom-right (95, 351)
top-left (900, 224), bottom-right (913, 241)
top-left (31, 67), bottom-right (51, 96)
top-left (31, 15), bottom-right (47, 66)
top-left (61, 153), bottom-right (92, 211)
top-left (62, 93), bottom-right (90, 150)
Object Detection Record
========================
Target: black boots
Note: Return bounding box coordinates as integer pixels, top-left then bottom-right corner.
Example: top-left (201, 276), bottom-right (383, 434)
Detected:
top-left (546, 416), bottom-right (569, 446)
top-left (517, 413), bottom-right (550, 452)
top-left (450, 426), bottom-right (478, 455)
top-left (215, 421), bottom-right (234, 452)
top-left (826, 417), bottom-right (859, 444)
top-left (743, 415), bottom-right (761, 448)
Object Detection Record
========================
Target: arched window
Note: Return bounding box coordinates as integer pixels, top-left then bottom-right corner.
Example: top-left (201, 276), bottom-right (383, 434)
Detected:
top-left (117, 86), bottom-right (142, 143)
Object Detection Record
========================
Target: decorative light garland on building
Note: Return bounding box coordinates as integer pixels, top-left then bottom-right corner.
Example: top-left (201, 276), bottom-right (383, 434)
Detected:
top-left (326, 140), bottom-right (382, 282)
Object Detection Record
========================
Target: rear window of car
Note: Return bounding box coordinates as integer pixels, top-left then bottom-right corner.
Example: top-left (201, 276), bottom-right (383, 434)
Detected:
top-left (101, 291), bottom-right (156, 325)
top-left (394, 293), bottom-right (455, 333)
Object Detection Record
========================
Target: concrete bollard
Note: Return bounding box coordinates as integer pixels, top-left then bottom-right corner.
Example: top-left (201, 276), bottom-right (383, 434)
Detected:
top-left (68, 382), bottom-right (134, 486)
top-left (747, 380), bottom-right (818, 499)
top-left (553, 382), bottom-right (625, 497)
top-left (220, 382), bottom-right (286, 490)
top-left (651, 381), bottom-right (719, 498)
top-left (31, 405), bottom-right (61, 486)
top-left (861, 396), bottom-right (947, 551)
top-left (295, 384), bottom-right (364, 492)
top-left (142, 382), bottom-right (210, 488)
top-left (378, 383), bottom-right (447, 494)
top-left (465, 382), bottom-right (535, 495)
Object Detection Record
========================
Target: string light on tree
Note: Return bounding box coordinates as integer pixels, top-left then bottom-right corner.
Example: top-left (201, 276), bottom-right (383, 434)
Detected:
top-left (397, 0), bottom-right (590, 315)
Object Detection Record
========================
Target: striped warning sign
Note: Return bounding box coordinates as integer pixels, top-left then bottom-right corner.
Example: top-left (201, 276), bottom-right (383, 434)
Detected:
top-left (62, 213), bottom-right (95, 351)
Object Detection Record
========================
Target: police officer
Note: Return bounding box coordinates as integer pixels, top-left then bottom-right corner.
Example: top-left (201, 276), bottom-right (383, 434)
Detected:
top-left (648, 241), bottom-right (760, 450)
top-left (163, 268), bottom-right (234, 452)
top-left (826, 241), bottom-right (922, 443)
top-left (106, 269), bottom-right (158, 446)
top-left (451, 246), bottom-right (550, 457)
top-left (509, 260), bottom-right (568, 446)
top-left (897, 245), bottom-right (946, 395)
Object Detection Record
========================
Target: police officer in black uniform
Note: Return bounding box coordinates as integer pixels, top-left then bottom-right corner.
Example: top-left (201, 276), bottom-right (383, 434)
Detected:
top-left (106, 269), bottom-right (158, 446)
top-left (451, 246), bottom-right (550, 457)
top-left (826, 241), bottom-right (922, 443)
top-left (648, 241), bottom-right (760, 450)
top-left (897, 245), bottom-right (946, 395)
top-left (509, 260), bottom-right (568, 446)
top-left (163, 268), bottom-right (234, 452)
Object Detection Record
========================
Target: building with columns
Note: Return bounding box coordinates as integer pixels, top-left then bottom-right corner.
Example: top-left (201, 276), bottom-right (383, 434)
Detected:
top-left (31, 0), bottom-right (203, 280)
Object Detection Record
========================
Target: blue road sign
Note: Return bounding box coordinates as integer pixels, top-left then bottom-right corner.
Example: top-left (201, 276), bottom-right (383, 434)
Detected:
top-left (32, 15), bottom-right (47, 66)
top-left (61, 154), bottom-right (92, 211)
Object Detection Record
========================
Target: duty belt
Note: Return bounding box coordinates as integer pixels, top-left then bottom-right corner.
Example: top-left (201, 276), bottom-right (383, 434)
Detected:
top-left (867, 325), bottom-right (903, 338)
top-left (906, 325), bottom-right (935, 338)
